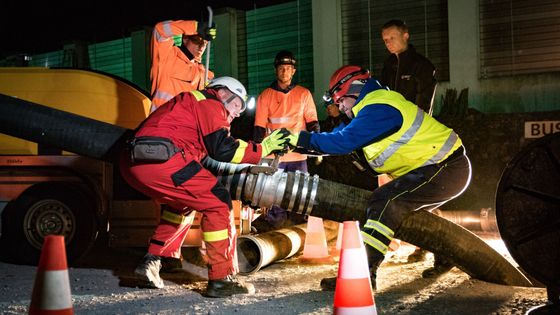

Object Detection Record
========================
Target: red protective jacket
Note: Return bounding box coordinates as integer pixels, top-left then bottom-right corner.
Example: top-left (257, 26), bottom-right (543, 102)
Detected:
top-left (150, 20), bottom-right (215, 111)
top-left (137, 90), bottom-right (262, 163)
top-left (120, 90), bottom-right (262, 280)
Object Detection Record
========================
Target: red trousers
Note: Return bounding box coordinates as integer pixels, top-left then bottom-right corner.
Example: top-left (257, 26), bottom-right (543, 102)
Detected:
top-left (120, 152), bottom-right (236, 280)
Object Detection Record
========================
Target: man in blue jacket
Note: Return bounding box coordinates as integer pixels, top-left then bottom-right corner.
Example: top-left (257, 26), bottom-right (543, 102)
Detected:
top-left (286, 65), bottom-right (471, 290)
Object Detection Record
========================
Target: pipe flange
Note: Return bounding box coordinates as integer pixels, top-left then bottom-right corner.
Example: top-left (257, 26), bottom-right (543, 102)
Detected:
top-left (305, 174), bottom-right (320, 216)
top-left (287, 170), bottom-right (301, 211)
top-left (297, 173), bottom-right (310, 214)
top-left (259, 168), bottom-right (285, 207)
top-left (273, 171), bottom-right (288, 206)
top-left (235, 168), bottom-right (248, 200)
top-left (251, 172), bottom-right (266, 207)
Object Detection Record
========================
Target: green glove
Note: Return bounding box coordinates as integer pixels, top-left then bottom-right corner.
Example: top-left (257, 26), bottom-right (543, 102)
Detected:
top-left (197, 22), bottom-right (217, 41)
top-left (286, 132), bottom-right (299, 148)
top-left (261, 128), bottom-right (291, 157)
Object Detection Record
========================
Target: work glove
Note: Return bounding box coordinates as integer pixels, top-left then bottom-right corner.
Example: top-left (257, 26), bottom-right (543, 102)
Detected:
top-left (285, 132), bottom-right (299, 148)
top-left (197, 21), bottom-right (217, 41)
top-left (261, 128), bottom-right (291, 157)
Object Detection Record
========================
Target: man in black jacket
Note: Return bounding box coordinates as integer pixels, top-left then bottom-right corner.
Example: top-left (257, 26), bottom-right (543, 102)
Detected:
top-left (380, 19), bottom-right (451, 278)
top-left (380, 19), bottom-right (436, 115)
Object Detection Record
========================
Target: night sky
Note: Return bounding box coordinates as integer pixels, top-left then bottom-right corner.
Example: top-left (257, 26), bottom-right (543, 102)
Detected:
top-left (0, 0), bottom-right (288, 59)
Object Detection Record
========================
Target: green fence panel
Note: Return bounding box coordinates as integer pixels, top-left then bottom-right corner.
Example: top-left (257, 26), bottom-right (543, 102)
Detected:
top-left (246, 0), bottom-right (314, 96)
top-left (88, 38), bottom-right (133, 82)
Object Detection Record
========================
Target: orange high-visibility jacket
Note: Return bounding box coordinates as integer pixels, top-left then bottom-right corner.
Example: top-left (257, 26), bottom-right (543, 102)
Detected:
top-left (254, 85), bottom-right (318, 162)
top-left (150, 20), bottom-right (214, 111)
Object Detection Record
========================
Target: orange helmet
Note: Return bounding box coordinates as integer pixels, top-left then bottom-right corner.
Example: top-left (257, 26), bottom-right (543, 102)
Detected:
top-left (323, 66), bottom-right (370, 104)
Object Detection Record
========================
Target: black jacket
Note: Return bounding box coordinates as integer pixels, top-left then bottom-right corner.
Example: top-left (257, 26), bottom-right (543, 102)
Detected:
top-left (380, 45), bottom-right (436, 114)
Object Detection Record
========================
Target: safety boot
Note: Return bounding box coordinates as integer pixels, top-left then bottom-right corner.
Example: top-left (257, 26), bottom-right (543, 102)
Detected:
top-left (160, 256), bottom-right (184, 273)
top-left (206, 275), bottom-right (256, 298)
top-left (320, 270), bottom-right (377, 291)
top-left (319, 276), bottom-right (337, 291)
top-left (134, 253), bottom-right (164, 289)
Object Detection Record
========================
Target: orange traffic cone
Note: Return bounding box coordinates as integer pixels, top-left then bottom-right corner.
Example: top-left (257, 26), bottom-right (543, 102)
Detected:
top-left (29, 235), bottom-right (73, 315)
top-left (333, 221), bottom-right (362, 257)
top-left (333, 221), bottom-right (377, 314)
top-left (389, 238), bottom-right (401, 252)
top-left (331, 222), bottom-right (344, 256)
top-left (299, 216), bottom-right (334, 264)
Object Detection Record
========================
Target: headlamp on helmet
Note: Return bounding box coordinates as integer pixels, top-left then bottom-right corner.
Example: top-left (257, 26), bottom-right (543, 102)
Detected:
top-left (324, 66), bottom-right (370, 104)
top-left (274, 50), bottom-right (296, 68)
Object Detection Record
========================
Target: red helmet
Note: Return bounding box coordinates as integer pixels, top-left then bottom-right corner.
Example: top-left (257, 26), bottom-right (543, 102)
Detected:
top-left (323, 66), bottom-right (370, 104)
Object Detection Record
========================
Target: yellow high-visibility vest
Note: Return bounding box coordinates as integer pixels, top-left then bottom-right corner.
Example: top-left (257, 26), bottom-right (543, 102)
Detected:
top-left (352, 89), bottom-right (462, 178)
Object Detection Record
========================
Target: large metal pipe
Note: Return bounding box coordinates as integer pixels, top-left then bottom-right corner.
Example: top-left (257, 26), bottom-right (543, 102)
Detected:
top-left (237, 224), bottom-right (306, 275)
top-left (237, 220), bottom-right (340, 275)
top-left (204, 158), bottom-right (531, 287)
top-left (0, 93), bottom-right (532, 287)
top-left (202, 157), bottom-right (370, 222)
top-left (434, 208), bottom-right (499, 236)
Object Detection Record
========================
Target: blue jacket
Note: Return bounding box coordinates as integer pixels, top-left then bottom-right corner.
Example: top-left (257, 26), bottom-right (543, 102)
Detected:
top-left (298, 79), bottom-right (403, 155)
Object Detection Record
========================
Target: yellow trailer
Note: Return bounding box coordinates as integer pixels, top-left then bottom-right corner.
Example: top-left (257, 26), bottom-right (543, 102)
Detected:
top-left (0, 67), bottom-right (246, 265)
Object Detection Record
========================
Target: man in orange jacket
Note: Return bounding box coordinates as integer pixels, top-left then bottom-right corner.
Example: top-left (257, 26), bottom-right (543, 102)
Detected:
top-left (149, 19), bottom-right (217, 112)
top-left (148, 19), bottom-right (218, 272)
top-left (253, 50), bottom-right (320, 228)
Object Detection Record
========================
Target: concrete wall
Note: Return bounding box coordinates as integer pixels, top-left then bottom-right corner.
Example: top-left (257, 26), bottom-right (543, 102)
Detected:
top-left (444, 1), bottom-right (560, 114)
top-left (443, 1), bottom-right (480, 112)
top-left (312, 0), bottom-right (342, 119)
top-left (213, 8), bottom-right (239, 78)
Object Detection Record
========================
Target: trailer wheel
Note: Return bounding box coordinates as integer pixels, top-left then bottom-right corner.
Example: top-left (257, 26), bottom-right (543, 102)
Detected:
top-left (0, 183), bottom-right (99, 266)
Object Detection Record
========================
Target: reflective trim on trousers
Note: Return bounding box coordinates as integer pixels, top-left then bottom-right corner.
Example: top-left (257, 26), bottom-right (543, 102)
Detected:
top-left (363, 219), bottom-right (394, 240)
top-left (161, 209), bottom-right (195, 225)
top-left (361, 231), bottom-right (389, 255)
top-left (203, 229), bottom-right (229, 242)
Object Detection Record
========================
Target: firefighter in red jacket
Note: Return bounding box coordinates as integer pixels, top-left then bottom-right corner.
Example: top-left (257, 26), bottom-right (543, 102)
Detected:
top-left (120, 77), bottom-right (290, 297)
top-left (149, 19), bottom-right (217, 112)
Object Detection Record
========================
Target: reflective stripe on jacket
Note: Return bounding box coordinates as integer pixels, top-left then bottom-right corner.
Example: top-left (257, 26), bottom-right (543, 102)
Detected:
top-left (352, 89), bottom-right (462, 178)
top-left (254, 85), bottom-right (318, 162)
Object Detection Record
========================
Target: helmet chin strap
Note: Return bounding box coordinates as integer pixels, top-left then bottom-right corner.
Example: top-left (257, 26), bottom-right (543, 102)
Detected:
top-left (222, 91), bottom-right (246, 113)
top-left (222, 94), bottom-right (237, 106)
top-left (222, 93), bottom-right (240, 121)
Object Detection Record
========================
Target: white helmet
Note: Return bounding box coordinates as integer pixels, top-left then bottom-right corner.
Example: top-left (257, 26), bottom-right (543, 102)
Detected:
top-left (207, 76), bottom-right (248, 111)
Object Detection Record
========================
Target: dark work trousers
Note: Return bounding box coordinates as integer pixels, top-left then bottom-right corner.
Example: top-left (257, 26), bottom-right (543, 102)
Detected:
top-left (362, 147), bottom-right (472, 269)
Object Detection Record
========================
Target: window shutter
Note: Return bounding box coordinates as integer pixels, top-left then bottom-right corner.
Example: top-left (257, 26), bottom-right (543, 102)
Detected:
top-left (245, 0), bottom-right (314, 95)
top-left (341, 0), bottom-right (449, 81)
top-left (480, 0), bottom-right (560, 77)
top-left (88, 38), bottom-right (132, 82)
